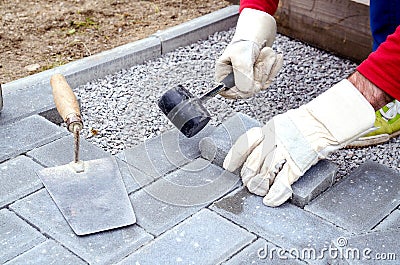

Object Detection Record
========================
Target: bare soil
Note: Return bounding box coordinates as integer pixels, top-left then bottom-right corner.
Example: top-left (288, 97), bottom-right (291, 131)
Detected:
top-left (0, 0), bottom-right (230, 84)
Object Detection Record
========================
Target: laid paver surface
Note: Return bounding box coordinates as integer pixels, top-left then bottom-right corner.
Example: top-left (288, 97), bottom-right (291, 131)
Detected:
top-left (9, 189), bottom-right (153, 265)
top-left (0, 209), bottom-right (45, 264)
top-left (1, 7), bottom-right (400, 265)
top-left (117, 209), bottom-right (256, 265)
top-left (5, 240), bottom-right (86, 265)
top-left (305, 161), bottom-right (400, 233)
top-left (0, 156), bottom-right (43, 208)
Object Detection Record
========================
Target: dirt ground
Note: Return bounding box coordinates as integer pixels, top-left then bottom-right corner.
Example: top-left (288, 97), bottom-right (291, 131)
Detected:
top-left (0, 0), bottom-right (231, 84)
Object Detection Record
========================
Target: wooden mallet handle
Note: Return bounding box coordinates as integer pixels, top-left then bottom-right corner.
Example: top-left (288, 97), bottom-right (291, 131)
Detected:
top-left (50, 74), bottom-right (83, 132)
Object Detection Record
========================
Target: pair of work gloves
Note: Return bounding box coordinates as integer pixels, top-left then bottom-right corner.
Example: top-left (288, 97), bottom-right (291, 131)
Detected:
top-left (216, 8), bottom-right (375, 207)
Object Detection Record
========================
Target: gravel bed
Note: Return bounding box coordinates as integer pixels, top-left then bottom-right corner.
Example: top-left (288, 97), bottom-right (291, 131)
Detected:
top-left (75, 28), bottom-right (400, 179)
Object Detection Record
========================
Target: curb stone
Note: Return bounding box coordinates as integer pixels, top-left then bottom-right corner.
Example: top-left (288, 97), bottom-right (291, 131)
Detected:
top-left (1, 6), bottom-right (238, 126)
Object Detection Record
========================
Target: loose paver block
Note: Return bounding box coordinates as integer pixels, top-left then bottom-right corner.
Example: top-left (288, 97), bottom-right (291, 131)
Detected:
top-left (0, 156), bottom-right (43, 208)
top-left (5, 240), bottom-right (86, 265)
top-left (10, 189), bottom-right (153, 265)
top-left (210, 188), bottom-right (347, 265)
top-left (291, 160), bottom-right (338, 208)
top-left (117, 209), bottom-right (255, 265)
top-left (305, 161), bottom-right (400, 233)
top-left (129, 158), bottom-right (239, 235)
top-left (223, 238), bottom-right (305, 265)
top-left (374, 207), bottom-right (400, 231)
top-left (328, 229), bottom-right (400, 265)
top-left (0, 209), bottom-right (45, 264)
top-left (0, 115), bottom-right (67, 163)
top-left (200, 113), bottom-right (261, 168)
top-left (153, 5), bottom-right (239, 53)
top-left (121, 126), bottom-right (214, 178)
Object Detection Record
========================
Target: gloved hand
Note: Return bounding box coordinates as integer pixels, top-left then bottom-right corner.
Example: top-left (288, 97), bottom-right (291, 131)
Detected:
top-left (215, 8), bottom-right (283, 99)
top-left (223, 80), bottom-right (375, 206)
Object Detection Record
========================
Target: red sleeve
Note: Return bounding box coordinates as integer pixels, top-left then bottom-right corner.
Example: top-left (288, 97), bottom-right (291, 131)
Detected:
top-left (240, 0), bottom-right (279, 15)
top-left (357, 26), bottom-right (400, 100)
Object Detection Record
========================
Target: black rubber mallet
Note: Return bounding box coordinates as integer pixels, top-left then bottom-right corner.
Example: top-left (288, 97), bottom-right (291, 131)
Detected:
top-left (158, 72), bottom-right (235, 138)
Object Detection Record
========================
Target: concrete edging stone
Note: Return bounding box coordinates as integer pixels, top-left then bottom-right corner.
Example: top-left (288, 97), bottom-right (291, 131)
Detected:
top-left (1, 5), bottom-right (239, 125)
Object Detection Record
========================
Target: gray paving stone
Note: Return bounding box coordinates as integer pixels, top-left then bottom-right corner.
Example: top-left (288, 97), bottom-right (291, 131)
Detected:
top-left (27, 134), bottom-right (110, 167)
top-left (210, 188), bottom-right (347, 265)
top-left (5, 240), bottom-right (86, 265)
top-left (223, 238), bottom-right (306, 265)
top-left (328, 229), bottom-right (400, 265)
top-left (115, 157), bottom-right (153, 194)
top-left (153, 5), bottom-right (239, 53)
top-left (129, 158), bottom-right (239, 235)
top-left (117, 209), bottom-right (255, 265)
top-left (121, 126), bottom-right (214, 178)
top-left (199, 112), bottom-right (261, 168)
top-left (0, 209), bottom-right (45, 264)
top-left (0, 82), bottom-right (54, 126)
top-left (291, 160), bottom-right (338, 208)
top-left (305, 161), bottom-right (400, 233)
top-left (0, 115), bottom-right (67, 163)
top-left (374, 207), bottom-right (400, 231)
top-left (0, 156), bottom-right (43, 208)
top-left (9, 189), bottom-right (153, 265)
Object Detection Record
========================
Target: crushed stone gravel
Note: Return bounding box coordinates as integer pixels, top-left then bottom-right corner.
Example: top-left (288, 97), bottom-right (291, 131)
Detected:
top-left (75, 28), bottom-right (400, 179)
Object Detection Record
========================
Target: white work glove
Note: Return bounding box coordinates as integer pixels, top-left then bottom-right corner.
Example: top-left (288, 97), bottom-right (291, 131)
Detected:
top-left (223, 80), bottom-right (375, 206)
top-left (215, 8), bottom-right (283, 99)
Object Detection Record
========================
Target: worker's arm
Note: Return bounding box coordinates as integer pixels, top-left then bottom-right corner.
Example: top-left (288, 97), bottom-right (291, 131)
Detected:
top-left (215, 0), bottom-right (282, 99)
top-left (357, 25), bottom-right (400, 101)
top-left (223, 25), bottom-right (400, 207)
top-left (240, 0), bottom-right (279, 14)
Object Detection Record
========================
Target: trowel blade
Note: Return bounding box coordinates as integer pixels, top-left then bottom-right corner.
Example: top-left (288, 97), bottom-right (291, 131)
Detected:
top-left (37, 157), bottom-right (136, 236)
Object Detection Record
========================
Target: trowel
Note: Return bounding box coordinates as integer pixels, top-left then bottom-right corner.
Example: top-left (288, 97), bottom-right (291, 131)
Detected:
top-left (37, 74), bottom-right (136, 236)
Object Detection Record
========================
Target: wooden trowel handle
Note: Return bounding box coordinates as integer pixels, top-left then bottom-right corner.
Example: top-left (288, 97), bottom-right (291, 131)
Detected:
top-left (50, 74), bottom-right (83, 133)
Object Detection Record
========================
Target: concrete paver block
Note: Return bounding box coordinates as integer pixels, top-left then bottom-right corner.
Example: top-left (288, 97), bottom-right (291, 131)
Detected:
top-left (200, 113), bottom-right (261, 168)
top-left (223, 238), bottom-right (305, 265)
top-left (210, 188), bottom-right (347, 265)
top-left (27, 135), bottom-right (110, 167)
top-left (291, 160), bottom-right (338, 208)
top-left (328, 229), bottom-right (400, 265)
top-left (121, 126), bottom-right (214, 178)
top-left (305, 161), bottom-right (400, 233)
top-left (0, 115), bottom-right (67, 163)
top-left (117, 209), bottom-right (255, 265)
top-left (153, 5), bottom-right (239, 53)
top-left (10, 189), bottom-right (153, 265)
top-left (5, 240), bottom-right (86, 265)
top-left (0, 209), bottom-right (45, 264)
top-left (115, 158), bottom-right (153, 194)
top-left (0, 156), bottom-right (43, 208)
top-left (0, 83), bottom-right (54, 126)
top-left (130, 158), bottom-right (239, 235)
top-left (374, 207), bottom-right (400, 231)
